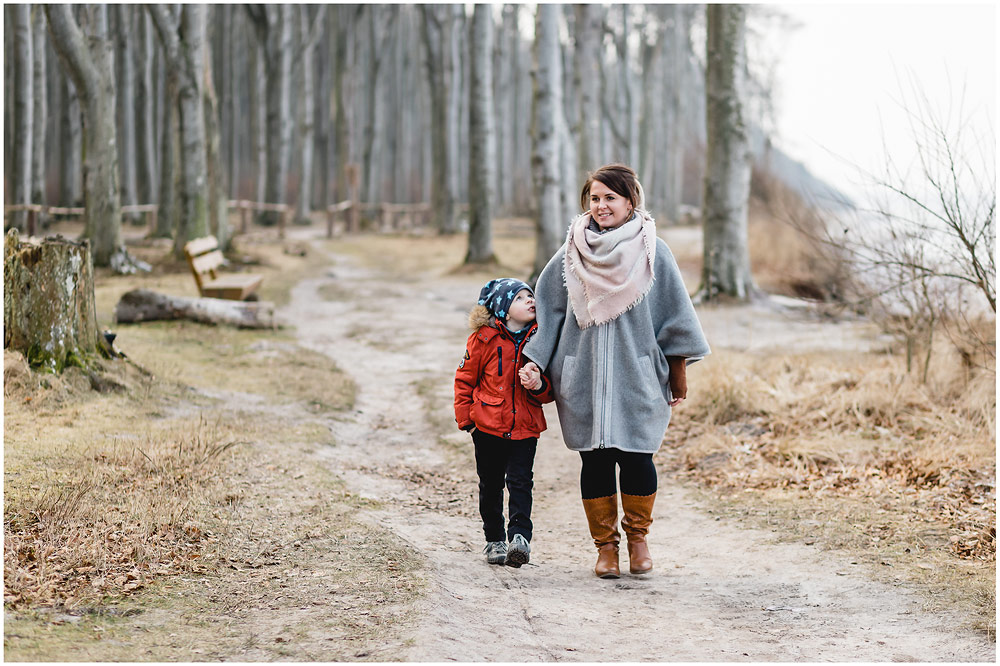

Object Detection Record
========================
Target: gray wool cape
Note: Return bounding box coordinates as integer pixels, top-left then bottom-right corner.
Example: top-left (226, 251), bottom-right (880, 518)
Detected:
top-left (523, 235), bottom-right (711, 454)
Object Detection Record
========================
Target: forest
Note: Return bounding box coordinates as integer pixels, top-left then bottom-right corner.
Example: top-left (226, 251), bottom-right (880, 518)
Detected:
top-left (4, 3), bottom-right (795, 296)
top-left (3, 3), bottom-right (995, 660)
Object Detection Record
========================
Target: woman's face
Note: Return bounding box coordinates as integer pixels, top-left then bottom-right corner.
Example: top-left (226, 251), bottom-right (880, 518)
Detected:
top-left (588, 180), bottom-right (634, 230)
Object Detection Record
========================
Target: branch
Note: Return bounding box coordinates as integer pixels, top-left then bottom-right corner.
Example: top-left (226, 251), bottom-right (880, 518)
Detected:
top-left (44, 5), bottom-right (96, 97)
top-left (146, 4), bottom-right (180, 69)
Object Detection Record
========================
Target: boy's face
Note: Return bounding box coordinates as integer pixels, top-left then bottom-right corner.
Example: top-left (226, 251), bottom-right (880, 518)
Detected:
top-left (506, 289), bottom-right (536, 327)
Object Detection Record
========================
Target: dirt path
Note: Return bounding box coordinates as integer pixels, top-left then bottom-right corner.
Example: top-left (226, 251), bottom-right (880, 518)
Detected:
top-left (282, 239), bottom-right (994, 662)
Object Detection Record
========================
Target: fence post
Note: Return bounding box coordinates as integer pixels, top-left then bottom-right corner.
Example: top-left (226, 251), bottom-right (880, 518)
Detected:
top-left (326, 206), bottom-right (335, 238)
top-left (240, 202), bottom-right (249, 234)
top-left (27, 208), bottom-right (36, 236)
top-left (346, 164), bottom-right (360, 233)
top-left (280, 206), bottom-right (289, 239)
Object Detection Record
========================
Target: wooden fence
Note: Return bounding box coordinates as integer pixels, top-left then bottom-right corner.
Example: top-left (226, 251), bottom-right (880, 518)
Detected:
top-left (3, 199), bottom-right (453, 239)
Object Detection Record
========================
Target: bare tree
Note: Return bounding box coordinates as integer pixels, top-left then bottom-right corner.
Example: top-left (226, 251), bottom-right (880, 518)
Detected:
top-left (573, 4), bottom-right (603, 179)
top-left (531, 4), bottom-right (568, 277)
top-left (58, 70), bottom-right (83, 206)
top-left (465, 4), bottom-right (497, 265)
top-left (30, 6), bottom-right (46, 211)
top-left (135, 9), bottom-right (157, 205)
top-left (149, 4), bottom-right (210, 256)
top-left (294, 5), bottom-right (326, 223)
top-left (45, 5), bottom-right (124, 268)
top-left (246, 5), bottom-right (293, 224)
top-left (203, 30), bottom-right (229, 251)
top-left (803, 81), bottom-right (996, 378)
top-left (331, 5), bottom-right (359, 203)
top-left (696, 4), bottom-right (757, 302)
top-left (155, 52), bottom-right (179, 239)
top-left (115, 5), bottom-right (139, 222)
top-left (420, 4), bottom-right (460, 234)
top-left (361, 5), bottom-right (396, 205)
top-left (11, 5), bottom-right (33, 229)
top-left (663, 4), bottom-right (694, 223)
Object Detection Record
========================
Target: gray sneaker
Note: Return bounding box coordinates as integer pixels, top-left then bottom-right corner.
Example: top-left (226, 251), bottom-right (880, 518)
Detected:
top-left (505, 534), bottom-right (531, 567)
top-left (484, 541), bottom-right (507, 565)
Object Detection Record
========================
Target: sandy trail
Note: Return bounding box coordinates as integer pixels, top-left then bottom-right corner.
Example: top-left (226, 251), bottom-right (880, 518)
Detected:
top-left (281, 240), bottom-right (993, 662)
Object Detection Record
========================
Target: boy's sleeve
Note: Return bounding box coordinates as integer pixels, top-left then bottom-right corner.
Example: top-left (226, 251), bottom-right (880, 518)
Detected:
top-left (454, 333), bottom-right (483, 431)
top-left (527, 372), bottom-right (554, 405)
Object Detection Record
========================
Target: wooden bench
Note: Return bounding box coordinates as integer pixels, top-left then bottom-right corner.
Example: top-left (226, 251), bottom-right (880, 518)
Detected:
top-left (183, 236), bottom-right (263, 301)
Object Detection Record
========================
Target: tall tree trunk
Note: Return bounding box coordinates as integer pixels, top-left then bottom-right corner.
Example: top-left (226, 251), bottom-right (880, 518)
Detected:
top-left (135, 9), bottom-right (157, 204)
top-left (420, 5), bottom-right (459, 234)
top-left (45, 5), bottom-right (124, 267)
top-left (30, 6), bottom-right (47, 209)
top-left (531, 4), bottom-right (566, 277)
top-left (361, 6), bottom-right (396, 205)
top-left (639, 8), bottom-right (668, 213)
top-left (663, 5), bottom-right (691, 223)
top-left (573, 4), bottom-right (602, 180)
top-left (155, 71), bottom-right (179, 238)
top-left (453, 6), bottom-right (469, 206)
top-left (295, 5), bottom-right (326, 223)
top-left (226, 6), bottom-right (240, 198)
top-left (149, 5), bottom-right (210, 257)
top-left (114, 5), bottom-right (139, 221)
top-left (698, 4), bottom-right (756, 302)
top-left (511, 5), bottom-right (532, 214)
top-left (12, 5), bottom-right (33, 229)
top-left (315, 9), bottom-right (332, 207)
top-left (59, 71), bottom-right (83, 206)
top-left (465, 4), bottom-right (497, 265)
top-left (203, 30), bottom-right (229, 251)
top-left (251, 28), bottom-right (266, 202)
top-left (5, 6), bottom-right (13, 190)
top-left (332, 5), bottom-right (357, 203)
top-left (247, 6), bottom-right (293, 223)
top-left (447, 5), bottom-right (465, 209)
top-left (493, 5), bottom-right (513, 213)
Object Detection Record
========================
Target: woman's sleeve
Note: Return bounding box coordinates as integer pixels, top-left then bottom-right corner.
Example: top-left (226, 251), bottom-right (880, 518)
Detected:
top-left (522, 249), bottom-right (567, 373)
top-left (652, 240), bottom-right (711, 363)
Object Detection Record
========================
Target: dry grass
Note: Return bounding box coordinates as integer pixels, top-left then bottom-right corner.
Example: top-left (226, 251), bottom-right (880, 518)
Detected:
top-left (746, 170), bottom-right (855, 303)
top-left (328, 219), bottom-right (536, 279)
top-left (666, 347), bottom-right (996, 634)
top-left (4, 312), bottom-right (356, 611)
top-left (4, 229), bottom-right (425, 659)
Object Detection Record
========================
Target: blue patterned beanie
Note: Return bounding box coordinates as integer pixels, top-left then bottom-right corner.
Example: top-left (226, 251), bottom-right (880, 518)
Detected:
top-left (477, 278), bottom-right (533, 321)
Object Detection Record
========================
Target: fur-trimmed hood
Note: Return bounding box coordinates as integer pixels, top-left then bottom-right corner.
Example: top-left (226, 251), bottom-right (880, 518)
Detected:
top-left (468, 304), bottom-right (496, 331)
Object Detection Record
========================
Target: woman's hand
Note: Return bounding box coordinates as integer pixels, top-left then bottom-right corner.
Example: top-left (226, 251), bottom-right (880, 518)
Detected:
top-left (667, 357), bottom-right (687, 406)
top-left (519, 362), bottom-right (542, 391)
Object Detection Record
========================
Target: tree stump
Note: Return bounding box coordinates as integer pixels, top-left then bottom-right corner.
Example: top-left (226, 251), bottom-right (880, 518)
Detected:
top-left (4, 229), bottom-right (100, 371)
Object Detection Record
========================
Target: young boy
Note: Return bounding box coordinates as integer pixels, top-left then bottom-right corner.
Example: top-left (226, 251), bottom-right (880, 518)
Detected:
top-left (454, 278), bottom-right (553, 567)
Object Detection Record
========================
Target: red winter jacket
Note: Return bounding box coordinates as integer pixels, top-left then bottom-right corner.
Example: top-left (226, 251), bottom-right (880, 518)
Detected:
top-left (454, 314), bottom-right (554, 440)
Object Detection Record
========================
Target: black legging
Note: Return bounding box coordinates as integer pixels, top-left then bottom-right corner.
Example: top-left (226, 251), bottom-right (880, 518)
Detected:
top-left (579, 448), bottom-right (657, 499)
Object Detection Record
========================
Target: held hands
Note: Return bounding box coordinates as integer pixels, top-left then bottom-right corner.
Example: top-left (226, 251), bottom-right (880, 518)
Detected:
top-left (519, 362), bottom-right (542, 391)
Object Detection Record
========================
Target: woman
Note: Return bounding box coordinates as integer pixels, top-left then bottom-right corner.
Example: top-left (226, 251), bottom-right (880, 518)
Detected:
top-left (520, 164), bottom-right (710, 579)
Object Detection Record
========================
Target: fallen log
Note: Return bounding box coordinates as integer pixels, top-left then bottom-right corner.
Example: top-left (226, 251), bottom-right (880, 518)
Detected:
top-left (114, 289), bottom-right (275, 329)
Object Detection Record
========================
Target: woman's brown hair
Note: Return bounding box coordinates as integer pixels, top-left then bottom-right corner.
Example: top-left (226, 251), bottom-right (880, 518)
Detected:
top-left (579, 163), bottom-right (642, 212)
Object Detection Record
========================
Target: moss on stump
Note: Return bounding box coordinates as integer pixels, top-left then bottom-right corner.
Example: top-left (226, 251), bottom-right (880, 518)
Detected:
top-left (4, 229), bottom-right (100, 372)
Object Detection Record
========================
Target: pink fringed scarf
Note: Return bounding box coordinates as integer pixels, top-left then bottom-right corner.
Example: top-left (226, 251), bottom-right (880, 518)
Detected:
top-left (563, 210), bottom-right (657, 329)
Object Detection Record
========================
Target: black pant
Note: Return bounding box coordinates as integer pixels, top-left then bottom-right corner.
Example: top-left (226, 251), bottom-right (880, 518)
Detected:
top-left (579, 448), bottom-right (657, 499)
top-left (473, 429), bottom-right (537, 543)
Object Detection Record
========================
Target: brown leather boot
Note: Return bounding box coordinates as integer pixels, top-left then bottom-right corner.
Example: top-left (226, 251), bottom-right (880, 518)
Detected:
top-left (621, 492), bottom-right (655, 574)
top-left (582, 494), bottom-right (620, 579)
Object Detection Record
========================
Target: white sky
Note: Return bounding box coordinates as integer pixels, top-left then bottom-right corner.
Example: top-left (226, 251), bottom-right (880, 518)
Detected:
top-left (770, 3), bottom-right (997, 203)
